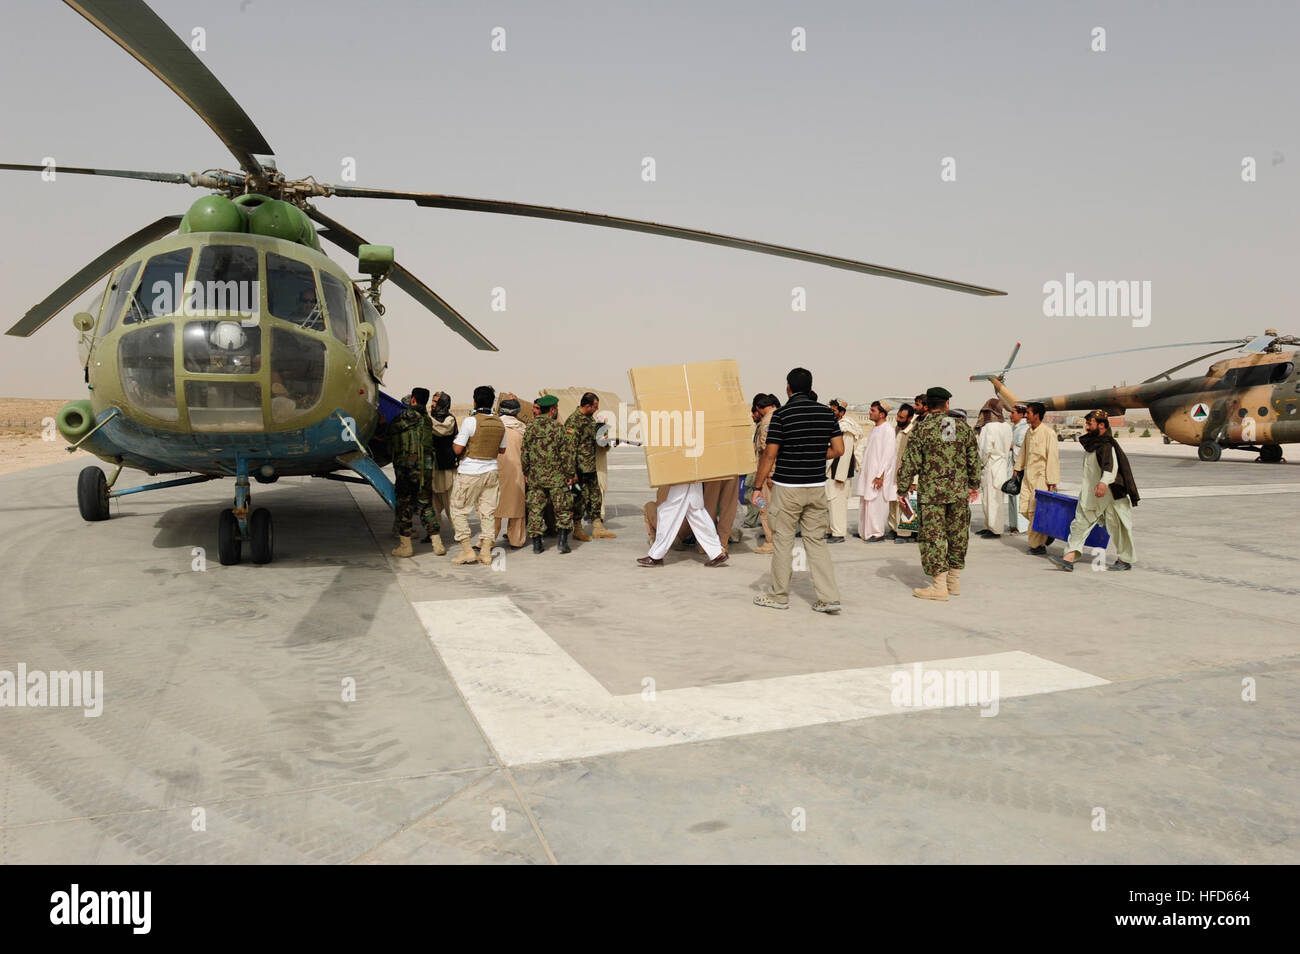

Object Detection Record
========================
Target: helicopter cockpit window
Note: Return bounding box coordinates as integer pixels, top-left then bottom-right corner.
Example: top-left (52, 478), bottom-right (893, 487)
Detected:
top-left (100, 261), bottom-right (141, 336)
top-left (192, 245), bottom-right (260, 317)
top-left (1223, 365), bottom-right (1278, 389)
top-left (127, 248), bottom-right (193, 324)
top-left (320, 272), bottom-right (355, 347)
top-left (270, 328), bottom-right (326, 423)
top-left (266, 253), bottom-right (324, 331)
top-left (119, 324), bottom-right (179, 421)
top-left (183, 321), bottom-right (261, 374)
top-left (184, 381), bottom-right (263, 432)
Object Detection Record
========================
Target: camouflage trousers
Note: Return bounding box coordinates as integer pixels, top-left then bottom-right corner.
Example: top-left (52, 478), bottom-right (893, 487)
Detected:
top-left (394, 465), bottom-right (422, 537)
top-left (417, 466), bottom-right (439, 536)
top-left (917, 500), bottom-right (971, 577)
top-left (571, 471), bottom-right (602, 524)
top-left (528, 484), bottom-right (574, 537)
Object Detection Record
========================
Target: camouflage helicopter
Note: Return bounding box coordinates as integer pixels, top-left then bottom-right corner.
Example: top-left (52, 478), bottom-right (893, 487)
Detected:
top-left (972, 331), bottom-right (1299, 462)
top-left (5, 0), bottom-right (1005, 566)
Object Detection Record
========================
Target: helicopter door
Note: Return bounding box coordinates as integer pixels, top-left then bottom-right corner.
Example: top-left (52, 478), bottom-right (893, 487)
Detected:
top-left (1274, 362), bottom-right (1299, 422)
top-left (356, 289), bottom-right (388, 383)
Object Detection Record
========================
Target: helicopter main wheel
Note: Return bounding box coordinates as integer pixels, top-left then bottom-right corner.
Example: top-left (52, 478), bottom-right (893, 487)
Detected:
top-left (1197, 441), bottom-right (1222, 462)
top-left (249, 507), bottom-right (273, 564)
top-left (217, 509), bottom-right (242, 566)
top-left (1259, 444), bottom-right (1283, 463)
top-left (76, 466), bottom-right (111, 521)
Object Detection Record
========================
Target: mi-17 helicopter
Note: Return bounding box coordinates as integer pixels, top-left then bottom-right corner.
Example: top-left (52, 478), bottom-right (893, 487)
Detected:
top-left (971, 331), bottom-right (1300, 462)
top-left (5, 0), bottom-right (1005, 566)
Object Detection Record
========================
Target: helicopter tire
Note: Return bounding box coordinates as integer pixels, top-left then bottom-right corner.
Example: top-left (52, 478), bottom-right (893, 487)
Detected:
top-left (218, 509), bottom-right (242, 566)
top-left (249, 508), bottom-right (273, 564)
top-left (1259, 444), bottom-right (1283, 464)
top-left (77, 466), bottom-right (110, 521)
top-left (1197, 441), bottom-right (1222, 462)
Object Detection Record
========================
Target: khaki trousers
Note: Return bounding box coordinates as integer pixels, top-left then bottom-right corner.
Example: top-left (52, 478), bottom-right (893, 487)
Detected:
top-left (767, 483), bottom-right (840, 605)
top-left (701, 476), bottom-right (740, 543)
top-left (451, 470), bottom-right (500, 543)
top-left (826, 478), bottom-right (851, 537)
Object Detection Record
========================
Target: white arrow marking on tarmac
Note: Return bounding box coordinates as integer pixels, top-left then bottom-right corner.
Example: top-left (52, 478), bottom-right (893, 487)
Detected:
top-left (414, 597), bottom-right (1109, 766)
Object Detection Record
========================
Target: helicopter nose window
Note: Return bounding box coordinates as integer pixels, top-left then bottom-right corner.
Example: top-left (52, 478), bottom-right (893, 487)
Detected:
top-left (100, 261), bottom-right (141, 336)
top-left (184, 381), bottom-right (263, 432)
top-left (270, 328), bottom-right (326, 422)
top-left (320, 272), bottom-right (355, 347)
top-left (192, 245), bottom-right (260, 317)
top-left (127, 248), bottom-right (193, 323)
top-left (267, 253), bottom-right (324, 331)
top-left (183, 321), bottom-right (262, 374)
top-left (119, 325), bottom-right (179, 421)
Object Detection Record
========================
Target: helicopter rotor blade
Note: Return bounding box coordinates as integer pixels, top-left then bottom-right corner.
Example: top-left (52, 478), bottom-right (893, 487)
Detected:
top-left (62, 0), bottom-right (273, 176)
top-left (6, 214), bottom-right (183, 337)
top-left (1004, 342), bottom-right (1021, 372)
top-left (1140, 344), bottom-right (1248, 383)
top-left (0, 163), bottom-right (198, 186)
top-left (325, 187), bottom-right (1007, 297)
top-left (304, 207), bottom-right (498, 352)
top-left (972, 339), bottom-right (1246, 380)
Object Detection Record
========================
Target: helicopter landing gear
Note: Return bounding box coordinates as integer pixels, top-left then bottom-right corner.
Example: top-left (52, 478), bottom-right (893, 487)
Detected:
top-left (249, 508), bottom-right (273, 564)
top-left (216, 459), bottom-right (275, 565)
top-left (1197, 441), bottom-right (1222, 462)
top-left (218, 509), bottom-right (241, 565)
top-left (77, 466), bottom-right (110, 521)
top-left (1258, 444), bottom-right (1283, 464)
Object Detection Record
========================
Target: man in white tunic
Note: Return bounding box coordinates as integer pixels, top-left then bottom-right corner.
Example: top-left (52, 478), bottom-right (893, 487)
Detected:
top-left (974, 398), bottom-right (1013, 538)
top-left (1055, 411), bottom-right (1138, 571)
top-left (856, 400), bottom-right (897, 541)
top-left (1006, 403), bottom-right (1029, 534)
top-left (636, 482), bottom-right (728, 567)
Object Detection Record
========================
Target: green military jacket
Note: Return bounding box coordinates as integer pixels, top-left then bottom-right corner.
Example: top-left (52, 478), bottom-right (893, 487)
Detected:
top-left (418, 413), bottom-right (435, 476)
top-left (389, 406), bottom-right (428, 469)
top-left (564, 408), bottom-right (599, 472)
top-left (523, 414), bottom-right (575, 488)
top-left (895, 411), bottom-right (981, 504)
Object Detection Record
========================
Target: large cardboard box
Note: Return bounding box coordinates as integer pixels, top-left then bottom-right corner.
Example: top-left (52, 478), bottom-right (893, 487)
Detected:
top-left (627, 360), bottom-right (754, 487)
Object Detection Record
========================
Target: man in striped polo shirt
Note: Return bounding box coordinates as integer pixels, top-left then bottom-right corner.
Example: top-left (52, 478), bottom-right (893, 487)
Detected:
top-left (752, 368), bottom-right (845, 613)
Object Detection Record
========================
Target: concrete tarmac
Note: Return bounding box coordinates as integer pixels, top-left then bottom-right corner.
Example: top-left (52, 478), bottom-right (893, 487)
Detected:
top-left (0, 443), bottom-right (1296, 863)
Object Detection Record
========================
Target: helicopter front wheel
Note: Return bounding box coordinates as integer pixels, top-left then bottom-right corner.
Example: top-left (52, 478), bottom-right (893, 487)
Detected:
top-left (249, 508), bottom-right (273, 564)
top-left (77, 466), bottom-right (111, 521)
top-left (1197, 441), bottom-right (1222, 462)
top-left (218, 509), bottom-right (242, 565)
top-left (1258, 444), bottom-right (1283, 463)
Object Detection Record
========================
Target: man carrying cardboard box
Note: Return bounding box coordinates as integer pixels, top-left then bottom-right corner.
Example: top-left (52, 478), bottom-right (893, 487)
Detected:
top-left (752, 368), bottom-right (845, 613)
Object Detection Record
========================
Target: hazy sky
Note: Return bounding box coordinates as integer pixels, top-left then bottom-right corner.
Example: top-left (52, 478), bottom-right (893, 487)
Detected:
top-left (2, 0), bottom-right (1296, 409)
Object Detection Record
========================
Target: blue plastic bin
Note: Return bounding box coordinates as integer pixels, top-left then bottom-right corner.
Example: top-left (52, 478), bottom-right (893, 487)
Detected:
top-left (1032, 489), bottom-right (1110, 549)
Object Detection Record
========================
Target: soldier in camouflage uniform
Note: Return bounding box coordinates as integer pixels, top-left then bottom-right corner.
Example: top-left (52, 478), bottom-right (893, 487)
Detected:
top-left (895, 386), bottom-right (981, 601)
top-left (415, 391), bottom-right (447, 555)
top-left (523, 395), bottom-right (576, 553)
top-left (389, 388), bottom-right (431, 558)
top-left (564, 392), bottom-right (616, 541)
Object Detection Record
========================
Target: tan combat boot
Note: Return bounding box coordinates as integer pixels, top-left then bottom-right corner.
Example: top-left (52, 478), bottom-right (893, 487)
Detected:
top-left (391, 535), bottom-right (414, 558)
top-left (592, 518), bottom-right (617, 539)
top-left (451, 540), bottom-right (478, 564)
top-left (477, 538), bottom-right (494, 565)
top-left (947, 567), bottom-right (962, 596)
top-left (431, 535), bottom-right (447, 556)
top-left (572, 522), bottom-right (592, 542)
top-left (913, 571), bottom-right (949, 601)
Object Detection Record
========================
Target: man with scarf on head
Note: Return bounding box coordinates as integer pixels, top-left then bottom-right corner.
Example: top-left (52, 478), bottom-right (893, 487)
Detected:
top-left (1054, 410), bottom-right (1139, 571)
top-left (974, 398), bottom-right (1013, 539)
top-left (427, 391), bottom-right (458, 552)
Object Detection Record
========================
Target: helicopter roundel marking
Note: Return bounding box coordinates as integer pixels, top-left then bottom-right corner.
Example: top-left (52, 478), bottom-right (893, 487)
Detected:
top-left (1190, 403), bottom-right (1210, 422)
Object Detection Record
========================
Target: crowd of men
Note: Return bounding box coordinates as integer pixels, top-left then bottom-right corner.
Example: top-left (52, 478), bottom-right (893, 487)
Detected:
top-left (380, 370), bottom-right (1139, 608)
top-left (383, 385), bottom-right (617, 564)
